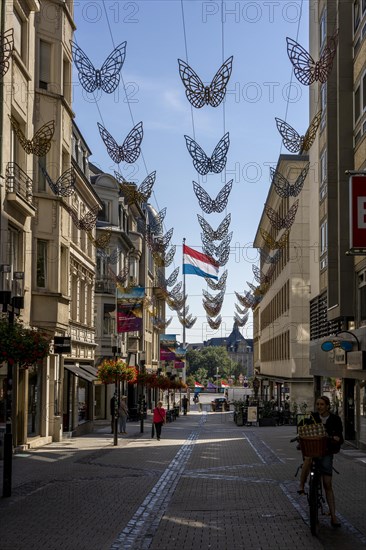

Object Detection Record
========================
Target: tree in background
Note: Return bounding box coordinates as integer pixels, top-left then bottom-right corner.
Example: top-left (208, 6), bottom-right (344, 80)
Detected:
top-left (186, 347), bottom-right (234, 381)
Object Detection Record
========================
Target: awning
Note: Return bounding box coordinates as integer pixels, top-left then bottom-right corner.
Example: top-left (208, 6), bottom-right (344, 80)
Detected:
top-left (79, 364), bottom-right (98, 377)
top-left (64, 365), bottom-right (96, 383)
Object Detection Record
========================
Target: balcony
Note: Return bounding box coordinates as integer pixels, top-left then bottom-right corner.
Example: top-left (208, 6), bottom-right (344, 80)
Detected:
top-left (5, 162), bottom-right (36, 217)
top-left (95, 278), bottom-right (115, 294)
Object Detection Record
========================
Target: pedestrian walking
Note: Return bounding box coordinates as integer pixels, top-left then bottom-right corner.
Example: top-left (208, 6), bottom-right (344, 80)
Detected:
top-left (118, 395), bottom-right (129, 434)
top-left (153, 401), bottom-right (166, 441)
top-left (182, 395), bottom-right (188, 415)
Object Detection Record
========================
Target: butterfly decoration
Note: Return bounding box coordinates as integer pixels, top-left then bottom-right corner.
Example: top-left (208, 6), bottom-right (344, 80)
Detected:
top-left (97, 121), bottom-right (143, 164)
top-left (70, 40), bottom-right (127, 94)
top-left (259, 249), bottom-right (282, 265)
top-left (202, 288), bottom-right (225, 305)
top-left (152, 316), bottom-right (173, 330)
top-left (169, 281), bottom-right (183, 297)
top-left (260, 227), bottom-right (291, 250)
top-left (97, 248), bottom-right (121, 265)
top-left (286, 29), bottom-right (338, 86)
top-left (216, 246), bottom-right (231, 267)
top-left (206, 315), bottom-right (222, 330)
top-left (108, 265), bottom-right (129, 285)
top-left (177, 313), bottom-right (197, 329)
top-left (0, 28), bottom-right (14, 77)
top-left (152, 245), bottom-right (176, 268)
top-left (147, 207), bottom-right (167, 235)
top-left (39, 165), bottom-right (75, 197)
top-left (202, 232), bottom-right (233, 258)
top-left (149, 228), bottom-right (174, 254)
top-left (193, 180), bottom-right (233, 214)
top-left (197, 213), bottom-right (231, 241)
top-left (62, 202), bottom-right (100, 231)
top-left (235, 303), bottom-right (248, 315)
top-left (202, 300), bottom-right (223, 317)
top-left (252, 264), bottom-right (275, 285)
top-left (87, 229), bottom-right (112, 249)
top-left (185, 133), bottom-right (230, 175)
top-left (178, 56), bottom-right (233, 109)
top-left (205, 270), bottom-right (228, 291)
top-left (264, 199), bottom-right (299, 231)
top-left (275, 111), bottom-right (322, 154)
top-left (234, 311), bottom-right (249, 327)
top-left (157, 267), bottom-right (180, 289)
top-left (10, 116), bottom-right (55, 156)
top-left (271, 163), bottom-right (309, 199)
top-left (247, 281), bottom-right (269, 296)
top-left (235, 291), bottom-right (257, 309)
top-left (115, 170), bottom-right (156, 205)
top-left (166, 294), bottom-right (186, 311)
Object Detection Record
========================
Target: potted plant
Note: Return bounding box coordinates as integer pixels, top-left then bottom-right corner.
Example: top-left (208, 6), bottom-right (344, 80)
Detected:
top-left (0, 318), bottom-right (50, 367)
top-left (259, 400), bottom-right (277, 426)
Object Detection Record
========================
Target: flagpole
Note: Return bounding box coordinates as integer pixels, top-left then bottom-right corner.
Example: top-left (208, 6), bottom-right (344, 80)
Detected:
top-left (182, 237), bottom-right (186, 348)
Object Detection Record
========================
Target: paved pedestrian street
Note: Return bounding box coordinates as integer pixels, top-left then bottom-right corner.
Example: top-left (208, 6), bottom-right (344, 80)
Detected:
top-left (0, 411), bottom-right (365, 550)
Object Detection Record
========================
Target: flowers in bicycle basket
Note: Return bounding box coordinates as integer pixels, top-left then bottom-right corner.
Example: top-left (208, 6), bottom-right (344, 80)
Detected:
top-left (298, 423), bottom-right (326, 437)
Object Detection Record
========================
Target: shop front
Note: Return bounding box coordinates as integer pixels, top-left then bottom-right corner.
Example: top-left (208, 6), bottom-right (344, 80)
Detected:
top-left (63, 361), bottom-right (98, 436)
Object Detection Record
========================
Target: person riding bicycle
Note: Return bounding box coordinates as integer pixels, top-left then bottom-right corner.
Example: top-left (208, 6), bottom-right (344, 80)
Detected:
top-left (298, 395), bottom-right (344, 528)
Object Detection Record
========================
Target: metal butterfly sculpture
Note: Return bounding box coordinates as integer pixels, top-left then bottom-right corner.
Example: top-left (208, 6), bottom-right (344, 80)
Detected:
top-left (259, 249), bottom-right (281, 265)
top-left (157, 267), bottom-right (180, 289)
top-left (247, 281), bottom-right (269, 296)
top-left (275, 111), bottom-right (322, 154)
top-left (148, 228), bottom-right (174, 254)
top-left (185, 133), bottom-right (230, 175)
top-left (62, 203), bottom-right (100, 231)
top-left (260, 227), bottom-right (290, 250)
top-left (152, 316), bottom-right (172, 330)
top-left (286, 29), bottom-right (338, 86)
top-left (152, 245), bottom-right (176, 268)
top-left (234, 311), bottom-right (249, 327)
top-left (166, 294), bottom-right (187, 311)
top-left (178, 56), bottom-right (233, 108)
top-left (264, 199), bottom-right (299, 231)
top-left (87, 229), bottom-right (112, 249)
top-left (39, 165), bottom-right (75, 197)
top-left (97, 121), bottom-right (143, 164)
top-left (70, 40), bottom-right (127, 94)
top-left (147, 207), bottom-right (167, 235)
top-left (235, 303), bottom-right (248, 315)
top-left (177, 311), bottom-right (197, 328)
top-left (0, 29), bottom-right (14, 77)
top-left (115, 170), bottom-right (156, 205)
top-left (197, 213), bottom-right (231, 241)
top-left (235, 290), bottom-right (258, 309)
top-left (202, 288), bottom-right (225, 305)
top-left (97, 247), bottom-right (122, 265)
top-left (205, 269), bottom-right (228, 291)
top-left (271, 162), bottom-right (309, 199)
top-left (252, 264), bottom-right (275, 285)
top-left (202, 300), bottom-right (223, 317)
top-left (10, 116), bottom-right (55, 156)
top-left (108, 265), bottom-right (129, 285)
top-left (206, 315), bottom-right (222, 330)
top-left (202, 232), bottom-right (232, 260)
top-left (193, 180), bottom-right (233, 214)
top-left (169, 282), bottom-right (183, 297)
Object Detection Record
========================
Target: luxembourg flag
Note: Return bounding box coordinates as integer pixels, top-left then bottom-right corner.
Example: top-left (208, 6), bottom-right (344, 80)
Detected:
top-left (183, 244), bottom-right (219, 280)
top-left (194, 381), bottom-right (205, 388)
top-left (221, 381), bottom-right (230, 388)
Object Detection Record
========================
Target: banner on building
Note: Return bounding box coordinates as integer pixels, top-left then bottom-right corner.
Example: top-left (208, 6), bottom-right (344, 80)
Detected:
top-left (349, 175), bottom-right (366, 252)
top-left (116, 287), bottom-right (145, 333)
top-left (160, 334), bottom-right (178, 361)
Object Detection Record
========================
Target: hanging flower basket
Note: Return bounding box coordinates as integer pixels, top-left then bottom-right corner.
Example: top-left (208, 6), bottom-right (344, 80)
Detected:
top-left (97, 358), bottom-right (137, 385)
top-left (0, 318), bottom-right (50, 368)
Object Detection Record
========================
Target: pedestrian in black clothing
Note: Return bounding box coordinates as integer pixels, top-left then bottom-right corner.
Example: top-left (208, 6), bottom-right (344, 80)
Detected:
top-left (182, 395), bottom-right (188, 415)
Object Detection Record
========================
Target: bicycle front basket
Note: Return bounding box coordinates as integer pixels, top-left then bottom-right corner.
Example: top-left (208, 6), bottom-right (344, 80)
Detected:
top-left (299, 436), bottom-right (328, 457)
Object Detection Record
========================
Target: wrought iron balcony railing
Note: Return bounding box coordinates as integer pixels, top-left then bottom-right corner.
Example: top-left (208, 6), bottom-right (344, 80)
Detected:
top-left (6, 162), bottom-right (33, 204)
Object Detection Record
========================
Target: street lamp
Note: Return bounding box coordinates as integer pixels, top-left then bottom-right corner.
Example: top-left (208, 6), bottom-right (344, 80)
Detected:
top-left (111, 334), bottom-right (121, 447)
top-left (0, 265), bottom-right (25, 498)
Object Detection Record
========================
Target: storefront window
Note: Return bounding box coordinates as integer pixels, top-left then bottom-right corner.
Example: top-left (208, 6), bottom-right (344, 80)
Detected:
top-left (27, 364), bottom-right (41, 436)
top-left (78, 378), bottom-right (89, 424)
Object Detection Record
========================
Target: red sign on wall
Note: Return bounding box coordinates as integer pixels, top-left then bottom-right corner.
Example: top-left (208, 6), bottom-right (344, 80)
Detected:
top-left (350, 175), bottom-right (366, 250)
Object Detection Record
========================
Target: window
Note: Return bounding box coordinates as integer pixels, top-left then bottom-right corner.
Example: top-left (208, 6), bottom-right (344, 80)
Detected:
top-left (13, 9), bottom-right (24, 58)
top-left (39, 40), bottom-right (51, 90)
top-left (354, 0), bottom-right (361, 33)
top-left (320, 9), bottom-right (327, 49)
top-left (60, 246), bottom-right (68, 295)
top-left (355, 85), bottom-right (361, 123)
top-left (63, 58), bottom-right (71, 103)
top-left (320, 220), bottom-right (328, 255)
top-left (103, 304), bottom-right (115, 335)
top-left (36, 240), bottom-right (48, 288)
top-left (8, 227), bottom-right (21, 273)
top-left (320, 83), bottom-right (327, 130)
top-left (320, 149), bottom-right (327, 184)
top-left (99, 201), bottom-right (111, 222)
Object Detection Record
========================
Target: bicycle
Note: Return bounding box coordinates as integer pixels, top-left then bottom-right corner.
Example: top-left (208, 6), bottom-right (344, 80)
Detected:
top-left (291, 436), bottom-right (327, 536)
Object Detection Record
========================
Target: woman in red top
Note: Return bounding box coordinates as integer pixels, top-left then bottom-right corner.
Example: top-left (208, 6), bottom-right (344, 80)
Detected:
top-left (153, 401), bottom-right (166, 441)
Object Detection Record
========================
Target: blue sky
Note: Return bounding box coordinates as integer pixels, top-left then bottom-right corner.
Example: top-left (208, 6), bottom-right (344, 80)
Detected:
top-left (72, 0), bottom-right (309, 343)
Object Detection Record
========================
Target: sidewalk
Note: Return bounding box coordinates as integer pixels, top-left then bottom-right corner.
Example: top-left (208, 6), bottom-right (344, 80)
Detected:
top-left (0, 411), bottom-right (365, 550)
